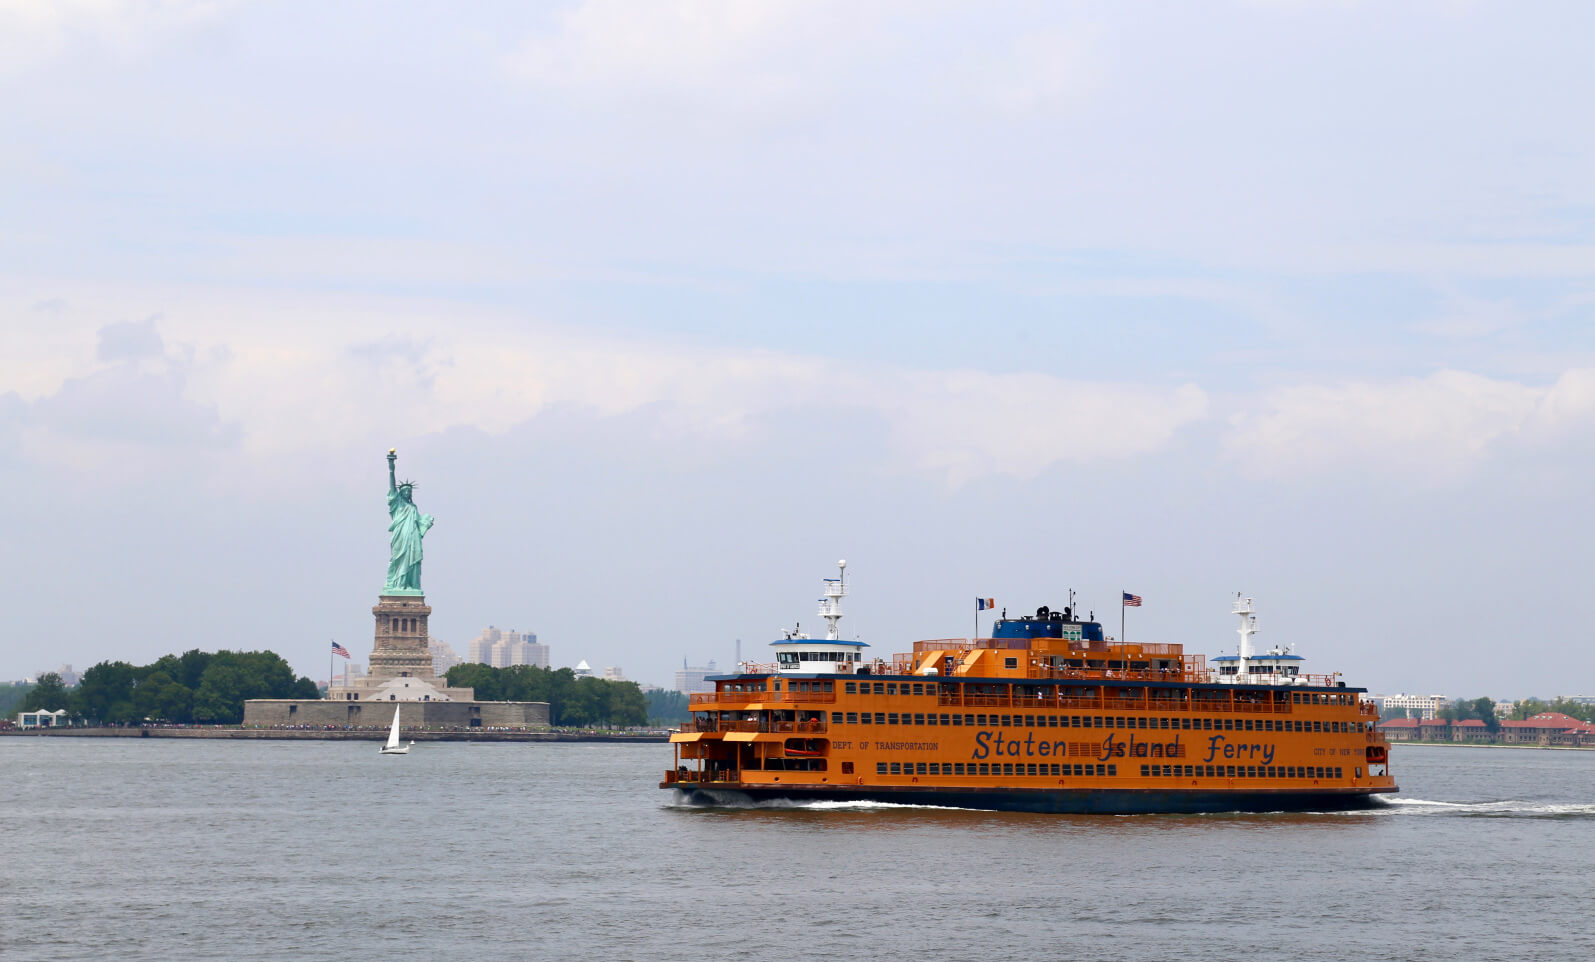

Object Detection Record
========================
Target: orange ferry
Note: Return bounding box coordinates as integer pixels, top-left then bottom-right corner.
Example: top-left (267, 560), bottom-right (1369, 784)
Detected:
top-left (662, 563), bottom-right (1396, 813)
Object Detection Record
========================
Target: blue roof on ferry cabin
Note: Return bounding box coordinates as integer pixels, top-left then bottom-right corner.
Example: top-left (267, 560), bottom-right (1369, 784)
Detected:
top-left (768, 639), bottom-right (870, 647)
top-left (1211, 653), bottom-right (1304, 662)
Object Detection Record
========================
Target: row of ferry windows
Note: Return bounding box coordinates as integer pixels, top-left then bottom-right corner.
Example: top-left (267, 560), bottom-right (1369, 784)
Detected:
top-left (836, 681), bottom-right (1358, 707)
top-left (830, 711), bottom-right (1365, 733)
top-left (845, 682), bottom-right (935, 696)
top-left (878, 761), bottom-right (1117, 777)
top-left (1141, 764), bottom-right (1345, 780)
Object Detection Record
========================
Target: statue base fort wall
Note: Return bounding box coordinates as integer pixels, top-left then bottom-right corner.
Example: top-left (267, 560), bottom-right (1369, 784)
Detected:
top-left (242, 698), bottom-right (549, 729)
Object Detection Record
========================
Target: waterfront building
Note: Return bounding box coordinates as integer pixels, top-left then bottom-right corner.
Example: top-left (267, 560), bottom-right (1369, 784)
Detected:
top-left (16, 709), bottom-right (70, 728)
top-left (1378, 712), bottom-right (1595, 747)
top-left (602, 666), bottom-right (625, 681)
top-left (573, 660), bottom-right (593, 678)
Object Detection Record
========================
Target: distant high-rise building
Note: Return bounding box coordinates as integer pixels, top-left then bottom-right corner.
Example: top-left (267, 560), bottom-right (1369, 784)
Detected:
top-left (1371, 693), bottom-right (1448, 720)
top-left (602, 666), bottom-right (625, 681)
top-left (468, 626), bottom-right (549, 669)
top-left (429, 639), bottom-right (462, 676)
top-left (675, 659), bottom-right (719, 694)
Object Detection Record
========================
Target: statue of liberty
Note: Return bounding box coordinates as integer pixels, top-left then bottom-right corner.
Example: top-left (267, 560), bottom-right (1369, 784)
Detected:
top-left (384, 449), bottom-right (434, 595)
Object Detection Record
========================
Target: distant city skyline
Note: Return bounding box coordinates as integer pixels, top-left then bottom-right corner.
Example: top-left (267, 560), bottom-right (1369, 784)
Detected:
top-left (4, 4), bottom-right (1595, 694)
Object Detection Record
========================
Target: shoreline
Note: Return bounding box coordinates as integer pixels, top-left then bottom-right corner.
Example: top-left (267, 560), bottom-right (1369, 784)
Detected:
top-left (1392, 740), bottom-right (1594, 751)
top-left (0, 727), bottom-right (667, 743)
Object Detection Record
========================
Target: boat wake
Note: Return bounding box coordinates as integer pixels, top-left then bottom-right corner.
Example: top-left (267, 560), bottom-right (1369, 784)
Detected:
top-left (1381, 797), bottom-right (1595, 819)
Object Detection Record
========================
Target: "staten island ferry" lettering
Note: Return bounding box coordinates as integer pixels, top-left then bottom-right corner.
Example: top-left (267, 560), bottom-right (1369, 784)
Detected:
top-left (1201, 734), bottom-right (1275, 765)
top-left (970, 730), bottom-right (1184, 761)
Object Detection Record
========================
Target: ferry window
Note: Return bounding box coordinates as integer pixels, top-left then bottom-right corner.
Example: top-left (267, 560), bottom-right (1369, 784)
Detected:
top-left (976, 714), bottom-right (988, 726)
top-left (1051, 764), bottom-right (1062, 776)
top-left (915, 762), bottom-right (926, 775)
top-left (842, 762), bottom-right (854, 775)
top-left (873, 683), bottom-right (884, 695)
top-left (1225, 766), bottom-right (1236, 778)
top-left (1004, 657), bottom-right (1018, 669)
top-left (1027, 763), bottom-right (1038, 776)
top-left (823, 682), bottom-right (833, 692)
top-left (1312, 721), bottom-right (1322, 732)
top-left (999, 763), bottom-right (1012, 776)
top-left (845, 682), bottom-right (857, 694)
top-left (912, 683), bottom-right (924, 696)
top-left (890, 762), bottom-right (902, 775)
top-left (913, 713), bottom-right (925, 725)
top-left (831, 712), bottom-right (842, 724)
top-left (1107, 765), bottom-right (1117, 776)
top-left (930, 762), bottom-right (942, 775)
top-left (1068, 716), bottom-right (1079, 727)
top-left (846, 713), bottom-right (858, 724)
top-left (1024, 714), bottom-right (1034, 727)
top-left (978, 763), bottom-right (990, 776)
top-left (877, 763), bottom-right (888, 774)
top-left (951, 714), bottom-right (963, 726)
top-left (965, 714), bottom-right (976, 726)
top-left (1355, 767), bottom-right (1362, 778)
top-left (926, 714), bottom-right (937, 727)
top-left (886, 683), bottom-right (897, 696)
top-left (1335, 767), bottom-right (1343, 779)
top-left (888, 713), bottom-right (899, 725)
top-left (1181, 717), bottom-right (1191, 730)
top-left (874, 713), bottom-right (886, 724)
top-left (940, 714), bottom-right (952, 726)
top-left (1221, 718), bottom-right (1232, 731)
top-left (1048, 716), bottom-right (1058, 727)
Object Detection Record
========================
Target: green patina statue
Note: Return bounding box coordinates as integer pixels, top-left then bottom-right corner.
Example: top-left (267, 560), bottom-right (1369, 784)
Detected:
top-left (384, 449), bottom-right (434, 595)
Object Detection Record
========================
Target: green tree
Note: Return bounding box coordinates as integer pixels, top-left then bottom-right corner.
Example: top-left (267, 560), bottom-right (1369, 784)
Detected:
top-left (133, 671), bottom-right (193, 723)
top-left (1511, 698), bottom-right (1550, 720)
top-left (644, 689), bottom-right (689, 724)
top-left (72, 661), bottom-right (138, 722)
top-left (1472, 697), bottom-right (1500, 732)
top-left (193, 661), bottom-right (248, 723)
top-left (446, 662), bottom-right (501, 700)
top-left (21, 673), bottom-right (70, 712)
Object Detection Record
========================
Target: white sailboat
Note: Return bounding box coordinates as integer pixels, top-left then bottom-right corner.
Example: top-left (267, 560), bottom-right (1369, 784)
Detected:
top-left (378, 705), bottom-right (413, 755)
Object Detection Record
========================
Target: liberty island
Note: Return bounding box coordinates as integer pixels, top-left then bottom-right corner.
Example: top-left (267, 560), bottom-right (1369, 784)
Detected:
top-left (242, 450), bottom-right (547, 729)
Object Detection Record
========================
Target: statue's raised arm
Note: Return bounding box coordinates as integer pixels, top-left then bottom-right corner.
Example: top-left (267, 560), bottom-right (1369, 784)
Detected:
top-left (382, 449), bottom-right (431, 596)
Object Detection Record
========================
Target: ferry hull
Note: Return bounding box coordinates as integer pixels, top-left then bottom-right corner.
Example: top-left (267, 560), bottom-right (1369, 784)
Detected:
top-left (671, 784), bottom-right (1394, 815)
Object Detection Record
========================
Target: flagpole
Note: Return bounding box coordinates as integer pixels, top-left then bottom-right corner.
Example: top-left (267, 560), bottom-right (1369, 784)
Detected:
top-left (329, 641), bottom-right (333, 699)
top-left (1120, 594), bottom-right (1126, 676)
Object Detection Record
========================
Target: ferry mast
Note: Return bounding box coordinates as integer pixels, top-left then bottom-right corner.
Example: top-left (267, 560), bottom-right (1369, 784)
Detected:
top-left (819, 560), bottom-right (847, 640)
top-left (1234, 593), bottom-right (1259, 678)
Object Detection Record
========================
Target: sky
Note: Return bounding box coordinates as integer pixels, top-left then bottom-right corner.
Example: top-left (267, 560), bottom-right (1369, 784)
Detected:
top-left (2, 1), bottom-right (1593, 699)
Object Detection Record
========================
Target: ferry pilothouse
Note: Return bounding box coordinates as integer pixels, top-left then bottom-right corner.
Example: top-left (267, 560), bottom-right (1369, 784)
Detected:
top-left (663, 565), bottom-right (1397, 813)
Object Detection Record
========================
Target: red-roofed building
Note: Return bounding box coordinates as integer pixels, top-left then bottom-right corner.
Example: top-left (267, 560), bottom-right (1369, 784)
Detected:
top-left (1499, 712), bottom-right (1585, 746)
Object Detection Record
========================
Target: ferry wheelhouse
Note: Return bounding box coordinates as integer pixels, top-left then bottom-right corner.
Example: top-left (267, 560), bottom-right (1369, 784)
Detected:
top-left (662, 565), bottom-right (1396, 813)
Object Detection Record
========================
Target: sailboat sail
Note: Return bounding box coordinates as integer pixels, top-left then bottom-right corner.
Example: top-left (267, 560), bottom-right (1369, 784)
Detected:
top-left (385, 706), bottom-right (401, 750)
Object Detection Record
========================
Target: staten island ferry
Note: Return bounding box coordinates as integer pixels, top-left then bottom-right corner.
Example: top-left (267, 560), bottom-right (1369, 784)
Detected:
top-left (662, 562), bottom-right (1396, 813)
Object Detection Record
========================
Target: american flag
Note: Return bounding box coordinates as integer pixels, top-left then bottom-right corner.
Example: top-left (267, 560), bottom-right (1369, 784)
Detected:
top-left (1122, 592), bottom-right (1142, 607)
top-left (331, 641), bottom-right (351, 659)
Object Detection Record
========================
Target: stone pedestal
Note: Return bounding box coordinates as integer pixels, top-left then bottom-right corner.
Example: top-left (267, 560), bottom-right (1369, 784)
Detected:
top-left (369, 594), bottom-right (436, 680)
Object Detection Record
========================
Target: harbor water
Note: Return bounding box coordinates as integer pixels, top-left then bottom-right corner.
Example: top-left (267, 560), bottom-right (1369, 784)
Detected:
top-left (3, 739), bottom-right (1591, 961)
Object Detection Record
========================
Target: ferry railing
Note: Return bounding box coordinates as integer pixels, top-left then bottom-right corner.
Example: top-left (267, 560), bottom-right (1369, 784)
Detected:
top-left (772, 719), bottom-right (827, 734)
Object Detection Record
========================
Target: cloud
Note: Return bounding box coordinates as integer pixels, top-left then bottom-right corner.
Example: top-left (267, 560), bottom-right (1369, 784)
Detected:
top-left (1226, 368), bottom-right (1595, 478)
top-left (30, 360), bottom-right (237, 449)
top-left (95, 315), bottom-right (165, 361)
top-left (0, 0), bottom-right (236, 75)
